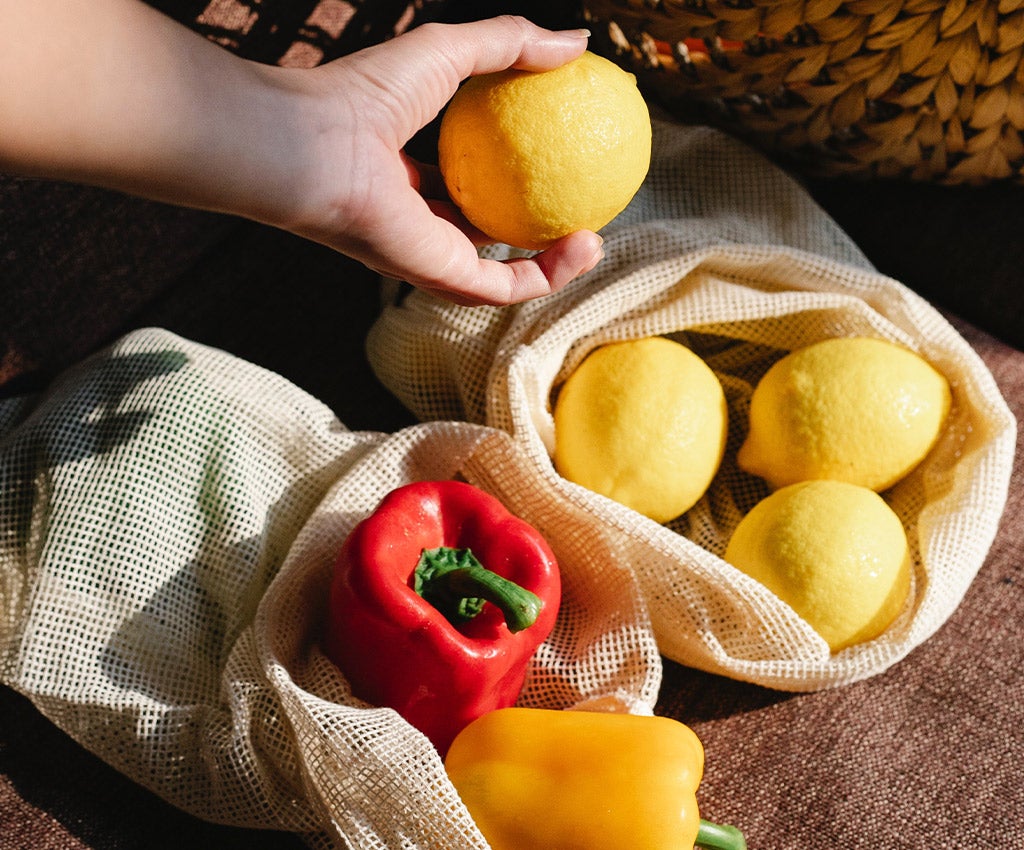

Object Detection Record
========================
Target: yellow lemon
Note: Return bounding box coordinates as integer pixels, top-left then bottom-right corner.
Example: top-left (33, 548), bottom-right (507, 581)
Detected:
top-left (724, 479), bottom-right (911, 652)
top-left (438, 51), bottom-right (652, 251)
top-left (737, 337), bottom-right (951, 491)
top-left (553, 337), bottom-right (728, 523)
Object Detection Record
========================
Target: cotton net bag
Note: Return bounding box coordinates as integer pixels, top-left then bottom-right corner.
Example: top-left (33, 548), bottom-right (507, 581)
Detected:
top-left (368, 118), bottom-right (1017, 691)
top-left (0, 328), bottom-right (662, 848)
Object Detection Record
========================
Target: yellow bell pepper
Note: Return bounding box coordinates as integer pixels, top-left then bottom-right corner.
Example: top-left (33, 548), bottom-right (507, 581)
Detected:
top-left (444, 707), bottom-right (746, 850)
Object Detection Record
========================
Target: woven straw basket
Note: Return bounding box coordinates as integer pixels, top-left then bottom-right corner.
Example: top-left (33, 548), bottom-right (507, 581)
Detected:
top-left (584, 0), bottom-right (1024, 183)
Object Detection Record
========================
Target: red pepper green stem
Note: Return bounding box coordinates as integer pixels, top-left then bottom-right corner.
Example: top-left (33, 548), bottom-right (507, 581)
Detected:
top-left (415, 547), bottom-right (543, 633)
top-left (696, 819), bottom-right (747, 850)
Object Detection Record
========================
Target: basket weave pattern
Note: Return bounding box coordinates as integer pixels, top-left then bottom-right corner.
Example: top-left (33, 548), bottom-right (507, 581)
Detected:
top-left (585, 0), bottom-right (1024, 182)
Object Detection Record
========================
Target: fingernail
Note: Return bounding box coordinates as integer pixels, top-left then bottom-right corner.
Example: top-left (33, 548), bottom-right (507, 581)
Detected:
top-left (583, 244), bottom-right (605, 274)
top-left (558, 28), bottom-right (591, 39)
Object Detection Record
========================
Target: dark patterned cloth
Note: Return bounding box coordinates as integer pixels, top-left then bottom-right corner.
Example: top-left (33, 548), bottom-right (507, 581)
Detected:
top-left (1, 2), bottom-right (1022, 849)
top-left (144, 0), bottom-right (452, 67)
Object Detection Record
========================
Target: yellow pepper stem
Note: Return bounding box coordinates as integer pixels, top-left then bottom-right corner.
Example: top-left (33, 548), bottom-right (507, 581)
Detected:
top-left (696, 818), bottom-right (747, 850)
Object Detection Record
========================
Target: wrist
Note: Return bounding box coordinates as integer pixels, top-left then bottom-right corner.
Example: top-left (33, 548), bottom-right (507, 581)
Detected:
top-left (246, 62), bottom-right (374, 252)
top-left (214, 62), bottom-right (318, 229)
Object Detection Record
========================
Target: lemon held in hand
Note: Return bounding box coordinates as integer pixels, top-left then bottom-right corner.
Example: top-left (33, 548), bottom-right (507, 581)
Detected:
top-left (553, 337), bottom-right (728, 524)
top-left (725, 479), bottom-right (911, 653)
top-left (438, 51), bottom-right (652, 251)
top-left (737, 337), bottom-right (952, 491)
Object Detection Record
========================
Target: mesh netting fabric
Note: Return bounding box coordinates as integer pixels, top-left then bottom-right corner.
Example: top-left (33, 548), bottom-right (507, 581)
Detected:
top-left (0, 329), bottom-right (661, 848)
top-left (367, 119), bottom-right (1017, 689)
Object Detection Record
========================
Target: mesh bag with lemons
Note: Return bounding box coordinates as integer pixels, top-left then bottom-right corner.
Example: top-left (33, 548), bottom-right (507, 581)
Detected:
top-left (370, 113), bottom-right (1016, 689)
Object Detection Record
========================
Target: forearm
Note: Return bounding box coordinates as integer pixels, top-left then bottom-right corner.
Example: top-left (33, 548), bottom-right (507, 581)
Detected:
top-left (0, 0), bottom-right (308, 225)
top-left (1, 6), bottom-right (605, 305)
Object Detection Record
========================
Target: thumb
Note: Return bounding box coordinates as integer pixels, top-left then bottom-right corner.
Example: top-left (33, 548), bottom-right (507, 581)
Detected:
top-left (337, 16), bottom-right (591, 141)
top-left (412, 14), bottom-right (593, 78)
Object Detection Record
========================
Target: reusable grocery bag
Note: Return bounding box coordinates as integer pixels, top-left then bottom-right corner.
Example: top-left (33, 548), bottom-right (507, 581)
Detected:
top-left (368, 118), bottom-right (1017, 690)
top-left (0, 328), bottom-right (661, 848)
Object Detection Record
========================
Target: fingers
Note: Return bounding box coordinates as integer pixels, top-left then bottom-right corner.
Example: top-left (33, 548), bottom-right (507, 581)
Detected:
top-left (405, 154), bottom-right (518, 247)
top-left (386, 16), bottom-right (590, 91)
top-left (433, 15), bottom-right (592, 77)
top-left (336, 17), bottom-right (589, 154)
top-left (336, 183), bottom-right (605, 306)
top-left (412, 228), bottom-right (606, 308)
top-left (499, 230), bottom-right (605, 303)
top-left (353, 163), bottom-right (605, 305)
top-left (524, 230), bottom-right (606, 289)
top-left (402, 154), bottom-right (446, 201)
top-left (424, 199), bottom-right (494, 247)
top-left (316, 17), bottom-right (602, 306)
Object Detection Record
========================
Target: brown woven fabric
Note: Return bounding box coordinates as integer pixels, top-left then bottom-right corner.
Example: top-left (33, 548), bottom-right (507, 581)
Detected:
top-left (0, 180), bottom-right (234, 392)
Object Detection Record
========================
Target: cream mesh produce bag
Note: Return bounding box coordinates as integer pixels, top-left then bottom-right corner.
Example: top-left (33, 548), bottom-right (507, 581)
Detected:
top-left (368, 118), bottom-right (1017, 690)
top-left (0, 328), bottom-right (662, 848)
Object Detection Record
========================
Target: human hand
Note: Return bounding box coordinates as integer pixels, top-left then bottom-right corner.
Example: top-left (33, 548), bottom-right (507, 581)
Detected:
top-left (272, 16), bottom-right (605, 306)
top-left (0, 3), bottom-right (604, 306)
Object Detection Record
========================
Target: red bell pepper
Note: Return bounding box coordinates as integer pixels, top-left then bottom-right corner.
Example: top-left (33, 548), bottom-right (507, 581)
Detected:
top-left (323, 480), bottom-right (561, 754)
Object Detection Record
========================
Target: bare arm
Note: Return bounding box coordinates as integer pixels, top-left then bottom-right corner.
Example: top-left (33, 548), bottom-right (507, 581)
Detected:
top-left (0, 0), bottom-right (296, 220)
top-left (0, 1), bottom-right (604, 305)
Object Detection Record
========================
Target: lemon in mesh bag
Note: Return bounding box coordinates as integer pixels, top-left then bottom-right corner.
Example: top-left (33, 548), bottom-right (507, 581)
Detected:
top-left (552, 336), bottom-right (728, 524)
top-left (725, 479), bottom-right (912, 653)
top-left (737, 337), bottom-right (952, 492)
